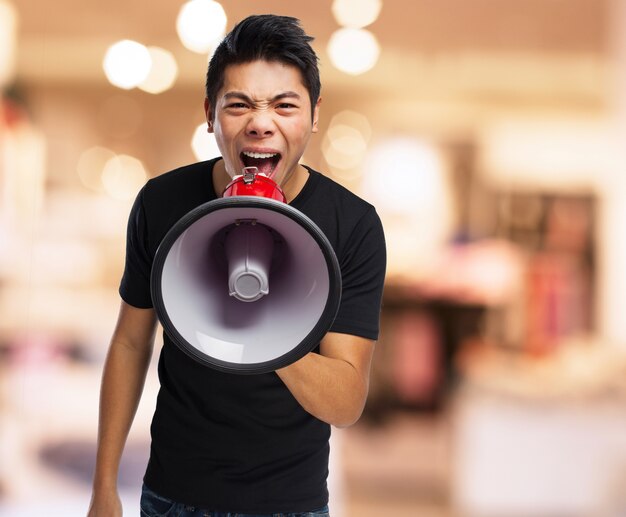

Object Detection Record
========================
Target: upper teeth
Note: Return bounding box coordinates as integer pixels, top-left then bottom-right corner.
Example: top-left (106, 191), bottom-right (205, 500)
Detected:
top-left (243, 151), bottom-right (278, 159)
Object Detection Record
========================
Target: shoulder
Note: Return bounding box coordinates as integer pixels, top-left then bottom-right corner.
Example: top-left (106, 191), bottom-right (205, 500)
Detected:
top-left (143, 159), bottom-right (216, 199)
top-left (298, 167), bottom-right (384, 256)
top-left (302, 166), bottom-right (377, 220)
top-left (136, 159), bottom-right (219, 248)
top-left (140, 159), bottom-right (219, 219)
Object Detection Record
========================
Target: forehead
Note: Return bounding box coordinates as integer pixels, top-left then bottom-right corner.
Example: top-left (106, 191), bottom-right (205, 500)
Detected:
top-left (219, 60), bottom-right (309, 99)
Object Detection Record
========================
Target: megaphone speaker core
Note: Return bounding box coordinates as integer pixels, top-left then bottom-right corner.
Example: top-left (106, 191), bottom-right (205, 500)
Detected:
top-left (224, 221), bottom-right (274, 302)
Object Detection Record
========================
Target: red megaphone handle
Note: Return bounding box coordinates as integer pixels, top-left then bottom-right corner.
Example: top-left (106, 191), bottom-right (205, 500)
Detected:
top-left (222, 167), bottom-right (287, 203)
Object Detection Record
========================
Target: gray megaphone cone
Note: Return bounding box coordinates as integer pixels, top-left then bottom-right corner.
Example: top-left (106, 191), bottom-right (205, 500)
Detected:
top-left (150, 173), bottom-right (341, 374)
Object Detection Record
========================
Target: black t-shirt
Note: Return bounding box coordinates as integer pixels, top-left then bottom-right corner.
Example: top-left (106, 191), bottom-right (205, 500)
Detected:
top-left (119, 158), bottom-right (386, 513)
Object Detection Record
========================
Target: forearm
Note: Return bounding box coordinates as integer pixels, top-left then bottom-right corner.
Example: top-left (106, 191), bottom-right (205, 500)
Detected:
top-left (91, 303), bottom-right (157, 494)
top-left (276, 333), bottom-right (374, 427)
top-left (92, 338), bottom-right (153, 490)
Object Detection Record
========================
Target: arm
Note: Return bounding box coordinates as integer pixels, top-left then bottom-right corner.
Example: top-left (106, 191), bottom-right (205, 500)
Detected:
top-left (276, 332), bottom-right (375, 428)
top-left (87, 301), bottom-right (158, 516)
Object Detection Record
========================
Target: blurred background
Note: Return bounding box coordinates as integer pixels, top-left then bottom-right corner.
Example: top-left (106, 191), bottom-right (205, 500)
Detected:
top-left (2, 0), bottom-right (626, 515)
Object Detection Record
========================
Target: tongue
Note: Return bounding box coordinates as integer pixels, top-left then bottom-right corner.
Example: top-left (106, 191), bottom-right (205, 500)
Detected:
top-left (244, 156), bottom-right (276, 177)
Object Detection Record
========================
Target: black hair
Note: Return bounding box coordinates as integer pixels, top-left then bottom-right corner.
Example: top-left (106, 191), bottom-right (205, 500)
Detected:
top-left (205, 15), bottom-right (321, 120)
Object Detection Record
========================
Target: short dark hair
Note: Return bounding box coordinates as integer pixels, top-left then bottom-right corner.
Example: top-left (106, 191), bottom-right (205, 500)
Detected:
top-left (205, 15), bottom-right (321, 120)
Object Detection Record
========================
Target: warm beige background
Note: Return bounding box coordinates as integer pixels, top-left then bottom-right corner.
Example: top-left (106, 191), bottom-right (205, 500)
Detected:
top-left (2, 1), bottom-right (626, 516)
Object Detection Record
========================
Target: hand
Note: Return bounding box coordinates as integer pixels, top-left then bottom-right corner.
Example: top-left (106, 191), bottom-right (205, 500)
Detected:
top-left (87, 488), bottom-right (122, 517)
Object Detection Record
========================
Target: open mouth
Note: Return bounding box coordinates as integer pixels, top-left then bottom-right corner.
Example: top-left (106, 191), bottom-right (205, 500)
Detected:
top-left (241, 151), bottom-right (281, 177)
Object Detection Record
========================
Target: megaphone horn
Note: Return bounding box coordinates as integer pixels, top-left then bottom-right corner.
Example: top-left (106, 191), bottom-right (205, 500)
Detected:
top-left (151, 167), bottom-right (342, 374)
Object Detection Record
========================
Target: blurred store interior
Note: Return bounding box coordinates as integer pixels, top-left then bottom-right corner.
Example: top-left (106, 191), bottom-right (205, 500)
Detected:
top-left (3, 0), bottom-right (626, 516)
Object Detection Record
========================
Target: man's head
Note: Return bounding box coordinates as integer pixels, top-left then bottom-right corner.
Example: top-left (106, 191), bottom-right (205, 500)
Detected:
top-left (205, 15), bottom-right (321, 123)
top-left (204, 15), bottom-right (322, 196)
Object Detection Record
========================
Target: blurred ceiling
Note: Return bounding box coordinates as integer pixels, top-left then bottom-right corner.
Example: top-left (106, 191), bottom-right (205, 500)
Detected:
top-left (13, 0), bottom-right (611, 103)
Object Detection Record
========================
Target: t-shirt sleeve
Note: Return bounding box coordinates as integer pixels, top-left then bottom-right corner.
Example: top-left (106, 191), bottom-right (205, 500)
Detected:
top-left (330, 207), bottom-right (386, 340)
top-left (119, 187), bottom-right (154, 308)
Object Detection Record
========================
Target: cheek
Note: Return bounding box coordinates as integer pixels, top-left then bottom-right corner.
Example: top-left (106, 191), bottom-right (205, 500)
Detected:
top-left (215, 127), bottom-right (236, 151)
top-left (282, 120), bottom-right (313, 145)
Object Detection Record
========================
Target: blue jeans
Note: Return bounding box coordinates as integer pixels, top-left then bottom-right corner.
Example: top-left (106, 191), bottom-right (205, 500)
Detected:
top-left (140, 484), bottom-right (331, 517)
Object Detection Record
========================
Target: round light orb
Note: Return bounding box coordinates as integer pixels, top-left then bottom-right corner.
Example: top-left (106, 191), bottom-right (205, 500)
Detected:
top-left (103, 40), bottom-right (152, 90)
top-left (139, 47), bottom-right (179, 94)
top-left (332, 0), bottom-right (382, 28)
top-left (191, 123), bottom-right (221, 161)
top-left (361, 138), bottom-right (447, 215)
top-left (327, 28), bottom-right (380, 75)
top-left (177, 0), bottom-right (227, 54)
top-left (102, 154), bottom-right (148, 200)
top-left (330, 110), bottom-right (372, 142)
top-left (77, 146), bottom-right (116, 192)
top-left (323, 124), bottom-right (368, 170)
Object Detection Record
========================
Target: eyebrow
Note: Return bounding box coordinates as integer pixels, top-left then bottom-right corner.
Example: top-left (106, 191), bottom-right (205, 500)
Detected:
top-left (222, 91), bottom-right (302, 103)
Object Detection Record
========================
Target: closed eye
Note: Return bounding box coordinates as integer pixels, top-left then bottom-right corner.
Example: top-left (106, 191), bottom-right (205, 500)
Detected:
top-left (275, 103), bottom-right (300, 113)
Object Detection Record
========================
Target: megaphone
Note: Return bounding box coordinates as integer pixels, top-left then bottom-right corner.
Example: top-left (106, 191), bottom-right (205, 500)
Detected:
top-left (151, 167), bottom-right (342, 374)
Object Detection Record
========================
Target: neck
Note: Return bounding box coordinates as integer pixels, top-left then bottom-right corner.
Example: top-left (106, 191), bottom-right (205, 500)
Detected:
top-left (211, 159), bottom-right (231, 196)
top-left (280, 164), bottom-right (309, 203)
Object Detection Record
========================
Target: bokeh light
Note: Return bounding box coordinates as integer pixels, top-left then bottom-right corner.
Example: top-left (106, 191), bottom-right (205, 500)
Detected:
top-left (331, 0), bottom-right (382, 29)
top-left (330, 110), bottom-right (372, 141)
top-left (138, 47), bottom-right (179, 94)
top-left (176, 0), bottom-right (227, 54)
top-left (101, 154), bottom-right (148, 200)
top-left (323, 110), bottom-right (372, 180)
top-left (76, 146), bottom-right (116, 192)
top-left (323, 124), bottom-right (368, 169)
top-left (191, 123), bottom-right (221, 161)
top-left (103, 40), bottom-right (151, 90)
top-left (361, 137), bottom-right (448, 215)
top-left (327, 28), bottom-right (380, 75)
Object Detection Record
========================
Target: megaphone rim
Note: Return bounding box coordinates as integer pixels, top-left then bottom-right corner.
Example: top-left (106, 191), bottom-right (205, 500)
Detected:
top-left (150, 196), bottom-right (342, 374)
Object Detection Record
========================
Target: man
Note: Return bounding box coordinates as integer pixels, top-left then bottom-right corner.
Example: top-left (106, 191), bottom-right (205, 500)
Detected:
top-left (88, 14), bottom-right (386, 517)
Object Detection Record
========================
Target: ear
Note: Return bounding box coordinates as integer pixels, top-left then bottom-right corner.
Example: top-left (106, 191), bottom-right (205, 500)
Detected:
top-left (311, 97), bottom-right (322, 134)
top-left (204, 98), bottom-right (214, 133)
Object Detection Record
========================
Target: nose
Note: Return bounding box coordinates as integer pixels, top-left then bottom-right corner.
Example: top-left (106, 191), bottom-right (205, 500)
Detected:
top-left (245, 110), bottom-right (275, 138)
